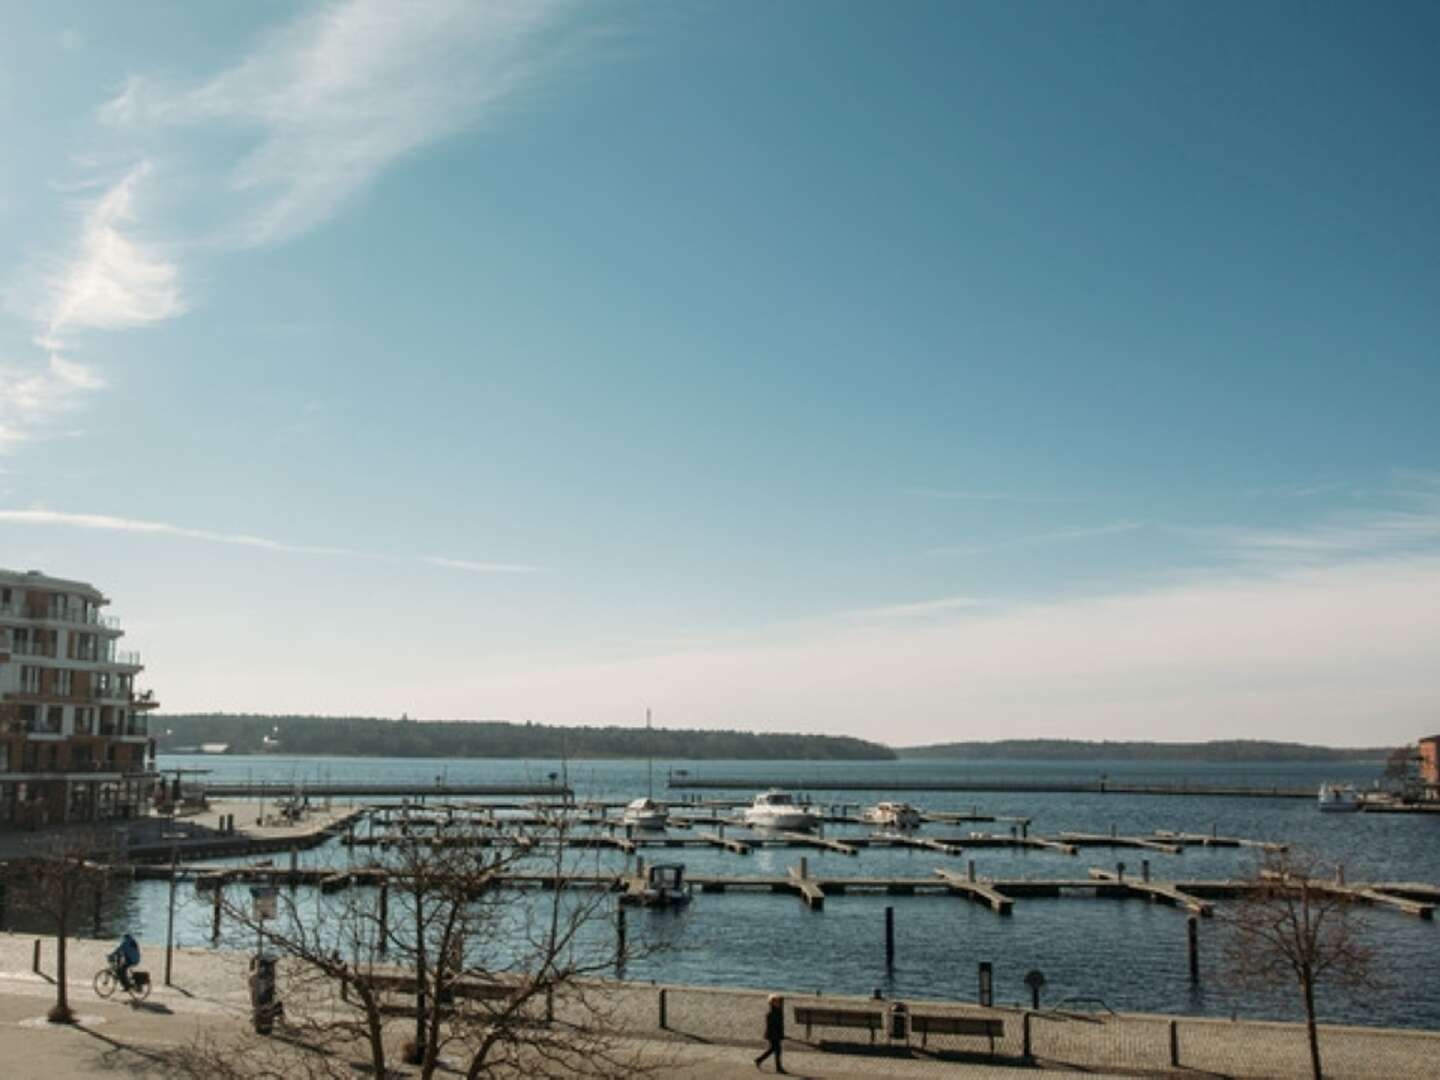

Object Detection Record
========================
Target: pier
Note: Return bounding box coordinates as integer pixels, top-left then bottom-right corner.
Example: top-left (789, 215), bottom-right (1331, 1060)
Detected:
top-left (119, 858), bottom-right (1439, 919)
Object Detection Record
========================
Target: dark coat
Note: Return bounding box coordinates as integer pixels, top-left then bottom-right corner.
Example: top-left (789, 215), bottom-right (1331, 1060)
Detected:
top-left (764, 1003), bottom-right (785, 1043)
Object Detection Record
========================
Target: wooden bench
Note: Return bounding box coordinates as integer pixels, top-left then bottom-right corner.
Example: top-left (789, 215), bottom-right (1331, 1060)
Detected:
top-left (792, 1005), bottom-right (884, 1043)
top-left (909, 1013), bottom-right (1004, 1052)
top-left (347, 972), bottom-right (514, 1011)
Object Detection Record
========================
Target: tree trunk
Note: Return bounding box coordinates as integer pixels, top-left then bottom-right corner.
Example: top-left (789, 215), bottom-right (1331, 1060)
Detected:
top-left (1302, 972), bottom-right (1322, 1080)
top-left (53, 909), bottom-right (72, 1022)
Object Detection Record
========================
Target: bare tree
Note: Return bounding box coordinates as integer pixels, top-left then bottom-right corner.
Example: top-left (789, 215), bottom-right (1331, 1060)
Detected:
top-left (176, 811), bottom-right (674, 1079)
top-left (1383, 745), bottom-right (1418, 797)
top-left (1221, 849), bottom-right (1378, 1080)
top-left (3, 833), bottom-right (110, 1023)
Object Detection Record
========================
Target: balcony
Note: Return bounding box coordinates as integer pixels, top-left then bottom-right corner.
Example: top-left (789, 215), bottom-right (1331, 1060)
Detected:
top-left (2, 602), bottom-right (121, 629)
top-left (9, 639), bottom-right (58, 658)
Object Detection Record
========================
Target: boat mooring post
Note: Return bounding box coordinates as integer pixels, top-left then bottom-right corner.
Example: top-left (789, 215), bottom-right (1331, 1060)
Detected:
top-left (616, 902), bottom-right (627, 971)
top-left (165, 846), bottom-right (178, 986)
top-left (885, 906), bottom-right (895, 970)
top-left (1187, 915), bottom-right (1199, 983)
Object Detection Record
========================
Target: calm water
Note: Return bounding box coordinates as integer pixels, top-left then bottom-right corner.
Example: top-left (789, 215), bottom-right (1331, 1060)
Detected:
top-left (88, 754), bottom-right (1439, 1030)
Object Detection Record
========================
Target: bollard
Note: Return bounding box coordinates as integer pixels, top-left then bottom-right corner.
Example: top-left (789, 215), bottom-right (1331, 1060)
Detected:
top-left (1169, 1018), bottom-right (1180, 1066)
top-left (658, 987), bottom-right (668, 1029)
top-left (885, 906), bottom-right (895, 971)
top-left (1142, 859), bottom-right (1150, 882)
top-left (1022, 1011), bottom-right (1033, 1063)
top-left (1187, 915), bottom-right (1199, 983)
top-left (800, 857), bottom-right (808, 880)
top-left (378, 881), bottom-right (389, 952)
top-left (1116, 862), bottom-right (1125, 882)
top-left (32, 938), bottom-right (41, 974)
top-left (616, 904), bottom-right (627, 969)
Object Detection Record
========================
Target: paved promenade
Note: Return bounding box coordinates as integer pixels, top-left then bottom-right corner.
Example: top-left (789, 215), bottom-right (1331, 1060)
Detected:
top-left (0, 933), bottom-right (1435, 1078)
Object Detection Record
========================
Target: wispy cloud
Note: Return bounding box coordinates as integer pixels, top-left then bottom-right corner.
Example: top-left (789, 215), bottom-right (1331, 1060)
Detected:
top-left (422, 556), bottom-right (539, 575)
top-left (3, 163), bottom-right (180, 450)
top-left (41, 162), bottom-right (186, 344)
top-left (1203, 473), bottom-right (1440, 565)
top-left (5, 0), bottom-right (582, 450)
top-left (101, 0), bottom-right (577, 247)
top-left (0, 354), bottom-right (108, 451)
top-left (0, 508), bottom-right (538, 574)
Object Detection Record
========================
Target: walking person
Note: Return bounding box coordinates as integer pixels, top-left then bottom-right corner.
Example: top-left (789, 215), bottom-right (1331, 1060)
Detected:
top-left (755, 993), bottom-right (786, 1073)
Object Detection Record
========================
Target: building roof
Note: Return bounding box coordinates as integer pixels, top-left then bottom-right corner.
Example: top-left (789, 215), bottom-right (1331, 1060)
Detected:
top-left (0, 567), bottom-right (106, 601)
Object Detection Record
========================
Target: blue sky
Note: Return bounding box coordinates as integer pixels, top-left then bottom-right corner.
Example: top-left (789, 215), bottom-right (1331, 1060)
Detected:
top-left (2, 1), bottom-right (1438, 746)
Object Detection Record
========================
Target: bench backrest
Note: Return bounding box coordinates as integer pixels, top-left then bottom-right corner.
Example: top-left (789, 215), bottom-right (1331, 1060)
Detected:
top-left (793, 1006), bottom-right (882, 1028)
top-left (911, 1015), bottom-right (1004, 1036)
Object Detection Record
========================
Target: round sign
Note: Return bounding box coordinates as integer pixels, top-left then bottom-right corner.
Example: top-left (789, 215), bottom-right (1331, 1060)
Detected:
top-left (1024, 969), bottom-right (1046, 990)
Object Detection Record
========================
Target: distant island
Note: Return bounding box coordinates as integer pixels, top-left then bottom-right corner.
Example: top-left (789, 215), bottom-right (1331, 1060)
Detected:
top-left (897, 739), bottom-right (1390, 762)
top-left (154, 713), bottom-right (895, 761)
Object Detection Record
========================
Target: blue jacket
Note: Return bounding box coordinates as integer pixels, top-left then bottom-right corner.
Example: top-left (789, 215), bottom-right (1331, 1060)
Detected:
top-left (116, 936), bottom-right (140, 966)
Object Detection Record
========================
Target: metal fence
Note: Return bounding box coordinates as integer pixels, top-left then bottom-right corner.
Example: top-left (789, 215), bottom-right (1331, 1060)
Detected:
top-left (631, 983), bottom-right (1440, 1078)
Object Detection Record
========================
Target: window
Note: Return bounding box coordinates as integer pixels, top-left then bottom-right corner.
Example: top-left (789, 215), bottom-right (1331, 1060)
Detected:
top-left (45, 706), bottom-right (63, 733)
top-left (54, 669), bottom-right (73, 696)
top-left (20, 666), bottom-right (40, 693)
top-left (75, 707), bottom-right (94, 733)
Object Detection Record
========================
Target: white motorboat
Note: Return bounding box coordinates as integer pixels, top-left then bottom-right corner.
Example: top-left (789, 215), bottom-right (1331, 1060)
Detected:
top-left (861, 801), bottom-right (923, 829)
top-left (622, 796), bottom-right (669, 829)
top-left (1317, 783), bottom-right (1361, 812)
top-left (743, 789), bottom-right (818, 830)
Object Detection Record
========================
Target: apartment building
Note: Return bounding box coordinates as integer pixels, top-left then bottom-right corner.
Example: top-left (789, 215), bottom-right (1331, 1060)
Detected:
top-left (0, 568), bottom-right (159, 826)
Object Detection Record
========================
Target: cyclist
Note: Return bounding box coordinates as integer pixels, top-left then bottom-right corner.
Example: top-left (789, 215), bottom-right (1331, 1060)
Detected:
top-left (109, 933), bottom-right (141, 992)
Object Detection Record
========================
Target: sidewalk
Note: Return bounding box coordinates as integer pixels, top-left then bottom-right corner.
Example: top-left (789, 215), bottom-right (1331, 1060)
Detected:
top-left (1, 933), bottom-right (1435, 1078)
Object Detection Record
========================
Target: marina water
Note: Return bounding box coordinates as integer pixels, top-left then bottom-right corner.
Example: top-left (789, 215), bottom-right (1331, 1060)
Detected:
top-left (104, 754), bottom-right (1436, 1030)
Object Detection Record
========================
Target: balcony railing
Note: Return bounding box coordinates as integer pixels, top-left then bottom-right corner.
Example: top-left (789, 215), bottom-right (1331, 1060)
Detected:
top-left (0, 602), bottom-right (120, 629)
top-left (9, 639), bottom-right (58, 658)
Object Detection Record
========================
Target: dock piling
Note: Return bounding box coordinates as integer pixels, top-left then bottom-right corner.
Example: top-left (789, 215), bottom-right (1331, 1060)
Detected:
top-left (885, 906), bottom-right (895, 970)
top-left (1142, 859), bottom-right (1150, 883)
top-left (1187, 915), bottom-right (1199, 982)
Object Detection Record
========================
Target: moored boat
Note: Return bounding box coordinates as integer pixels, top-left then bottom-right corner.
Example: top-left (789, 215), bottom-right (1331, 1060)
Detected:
top-left (621, 862), bottom-right (692, 907)
top-left (623, 796), bottom-right (669, 829)
top-left (1317, 783), bottom-right (1361, 812)
top-left (861, 801), bottom-right (923, 829)
top-left (743, 789), bottom-right (818, 830)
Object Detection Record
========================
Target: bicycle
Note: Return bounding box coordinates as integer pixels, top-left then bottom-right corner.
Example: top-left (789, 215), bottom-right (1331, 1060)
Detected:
top-left (94, 960), bottom-right (152, 1002)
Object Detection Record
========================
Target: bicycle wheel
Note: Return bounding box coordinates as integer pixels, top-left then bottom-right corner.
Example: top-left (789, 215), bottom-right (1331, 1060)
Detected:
top-left (128, 976), bottom-right (152, 1003)
top-left (93, 968), bottom-right (117, 999)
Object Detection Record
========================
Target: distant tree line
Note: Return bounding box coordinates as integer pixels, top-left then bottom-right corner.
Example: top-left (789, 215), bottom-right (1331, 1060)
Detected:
top-left (898, 738), bottom-right (1388, 762)
top-left (154, 713), bottom-right (895, 761)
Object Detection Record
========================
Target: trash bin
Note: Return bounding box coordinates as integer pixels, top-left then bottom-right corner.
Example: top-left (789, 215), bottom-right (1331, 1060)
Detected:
top-left (250, 955), bottom-right (279, 1035)
top-left (887, 1001), bottom-right (910, 1042)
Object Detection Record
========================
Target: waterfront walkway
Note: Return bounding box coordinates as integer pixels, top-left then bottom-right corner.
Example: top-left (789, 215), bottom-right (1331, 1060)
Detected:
top-left (0, 933), bottom-right (1434, 1078)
